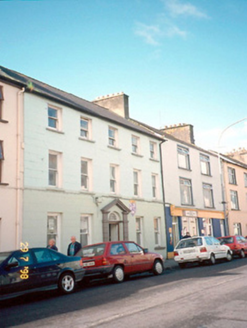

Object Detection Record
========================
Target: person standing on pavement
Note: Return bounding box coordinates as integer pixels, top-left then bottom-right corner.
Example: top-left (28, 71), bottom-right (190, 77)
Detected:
top-left (47, 238), bottom-right (58, 251)
top-left (67, 236), bottom-right (81, 256)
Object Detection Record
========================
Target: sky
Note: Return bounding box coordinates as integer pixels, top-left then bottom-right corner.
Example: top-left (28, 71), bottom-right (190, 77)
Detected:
top-left (1, 0), bottom-right (247, 152)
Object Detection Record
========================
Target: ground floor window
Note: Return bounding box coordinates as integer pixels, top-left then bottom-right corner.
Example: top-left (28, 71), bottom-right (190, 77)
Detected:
top-left (233, 222), bottom-right (242, 235)
top-left (47, 213), bottom-right (60, 250)
top-left (80, 215), bottom-right (92, 246)
top-left (220, 220), bottom-right (225, 237)
top-left (172, 216), bottom-right (180, 248)
top-left (154, 217), bottom-right (161, 246)
top-left (136, 217), bottom-right (143, 246)
top-left (202, 218), bottom-right (213, 236)
top-left (181, 216), bottom-right (198, 237)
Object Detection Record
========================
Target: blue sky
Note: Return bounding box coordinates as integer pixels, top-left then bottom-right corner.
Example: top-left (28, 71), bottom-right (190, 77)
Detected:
top-left (1, 0), bottom-right (247, 152)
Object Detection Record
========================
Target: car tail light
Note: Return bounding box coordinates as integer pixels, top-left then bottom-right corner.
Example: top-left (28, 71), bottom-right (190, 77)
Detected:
top-left (102, 257), bottom-right (108, 265)
top-left (234, 245), bottom-right (238, 249)
top-left (174, 251), bottom-right (179, 256)
top-left (200, 247), bottom-right (207, 253)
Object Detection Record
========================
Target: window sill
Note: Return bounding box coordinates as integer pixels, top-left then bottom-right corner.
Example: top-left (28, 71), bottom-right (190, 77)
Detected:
top-left (231, 208), bottom-right (240, 211)
top-left (204, 206), bottom-right (216, 209)
top-left (149, 158), bottom-right (159, 162)
top-left (46, 127), bottom-right (64, 134)
top-left (46, 187), bottom-right (64, 192)
top-left (78, 137), bottom-right (95, 143)
top-left (80, 190), bottom-right (94, 195)
top-left (201, 173), bottom-right (212, 177)
top-left (131, 152), bottom-right (143, 158)
top-left (154, 246), bottom-right (166, 250)
top-left (181, 203), bottom-right (195, 207)
top-left (0, 183), bottom-right (9, 186)
top-left (108, 145), bottom-right (121, 151)
top-left (178, 167), bottom-right (191, 171)
top-left (229, 183), bottom-right (238, 186)
top-left (0, 119), bottom-right (8, 124)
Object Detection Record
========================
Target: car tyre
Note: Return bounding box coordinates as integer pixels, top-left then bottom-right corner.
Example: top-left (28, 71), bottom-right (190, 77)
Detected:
top-left (209, 253), bottom-right (215, 265)
top-left (179, 263), bottom-right (186, 269)
top-left (226, 251), bottom-right (232, 261)
top-left (113, 265), bottom-right (124, 283)
top-left (58, 272), bottom-right (75, 294)
top-left (153, 260), bottom-right (163, 275)
top-left (239, 249), bottom-right (245, 258)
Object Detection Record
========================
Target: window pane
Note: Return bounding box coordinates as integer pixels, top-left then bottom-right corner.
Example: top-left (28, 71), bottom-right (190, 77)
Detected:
top-left (0, 142), bottom-right (3, 160)
top-left (80, 119), bottom-right (88, 130)
top-left (49, 154), bottom-right (57, 169)
top-left (81, 161), bottom-right (88, 174)
top-left (81, 175), bottom-right (88, 189)
top-left (48, 107), bottom-right (57, 118)
top-left (0, 87), bottom-right (3, 100)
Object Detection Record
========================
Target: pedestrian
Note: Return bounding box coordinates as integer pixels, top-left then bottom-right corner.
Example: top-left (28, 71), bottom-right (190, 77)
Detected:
top-left (67, 236), bottom-right (81, 256)
top-left (182, 232), bottom-right (191, 239)
top-left (47, 238), bottom-right (58, 251)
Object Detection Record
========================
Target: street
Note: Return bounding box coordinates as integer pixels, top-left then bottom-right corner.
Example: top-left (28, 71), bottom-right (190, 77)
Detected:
top-left (1, 258), bottom-right (247, 328)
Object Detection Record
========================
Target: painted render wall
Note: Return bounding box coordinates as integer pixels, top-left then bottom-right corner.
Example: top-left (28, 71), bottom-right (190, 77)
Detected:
top-left (0, 82), bottom-right (24, 251)
top-left (22, 93), bottom-right (166, 256)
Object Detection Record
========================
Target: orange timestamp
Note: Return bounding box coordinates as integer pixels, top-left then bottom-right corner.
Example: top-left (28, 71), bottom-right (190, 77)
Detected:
top-left (20, 242), bottom-right (29, 280)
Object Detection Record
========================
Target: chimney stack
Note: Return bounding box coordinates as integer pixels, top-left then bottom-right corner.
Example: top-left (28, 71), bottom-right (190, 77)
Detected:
top-left (93, 92), bottom-right (129, 119)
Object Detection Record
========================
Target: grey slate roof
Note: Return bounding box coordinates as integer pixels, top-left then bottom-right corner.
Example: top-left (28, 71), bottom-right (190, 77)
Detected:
top-left (0, 65), bottom-right (164, 140)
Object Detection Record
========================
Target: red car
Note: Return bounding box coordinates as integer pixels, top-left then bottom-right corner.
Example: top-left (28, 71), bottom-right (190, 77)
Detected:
top-left (76, 241), bottom-right (164, 283)
top-left (217, 235), bottom-right (247, 258)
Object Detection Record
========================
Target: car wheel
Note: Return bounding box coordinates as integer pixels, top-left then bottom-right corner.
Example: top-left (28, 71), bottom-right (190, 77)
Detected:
top-left (239, 249), bottom-right (245, 258)
top-left (209, 253), bottom-right (215, 265)
top-left (226, 251), bottom-right (232, 261)
top-left (58, 272), bottom-right (75, 294)
top-left (113, 265), bottom-right (124, 283)
top-left (153, 260), bottom-right (163, 275)
top-left (179, 263), bottom-right (186, 269)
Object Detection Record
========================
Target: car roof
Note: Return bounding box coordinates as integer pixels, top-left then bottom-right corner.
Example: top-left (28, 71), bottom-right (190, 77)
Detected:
top-left (82, 241), bottom-right (137, 247)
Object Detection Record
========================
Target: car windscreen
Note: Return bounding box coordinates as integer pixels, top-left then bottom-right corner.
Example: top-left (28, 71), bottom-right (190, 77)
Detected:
top-left (0, 252), bottom-right (12, 264)
top-left (79, 244), bottom-right (106, 257)
top-left (219, 237), bottom-right (234, 244)
top-left (176, 238), bottom-right (202, 249)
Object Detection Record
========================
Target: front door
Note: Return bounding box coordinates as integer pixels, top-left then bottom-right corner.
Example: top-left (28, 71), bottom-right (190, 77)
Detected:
top-left (109, 223), bottom-right (119, 241)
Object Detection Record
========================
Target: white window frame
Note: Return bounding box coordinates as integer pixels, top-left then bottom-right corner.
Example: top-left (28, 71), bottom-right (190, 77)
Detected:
top-left (48, 105), bottom-right (62, 131)
top-left (108, 126), bottom-right (118, 147)
top-left (200, 154), bottom-right (211, 175)
top-left (233, 222), bottom-right (242, 235)
top-left (178, 146), bottom-right (190, 170)
top-left (244, 173), bottom-right (247, 188)
top-left (154, 217), bottom-right (161, 246)
top-left (80, 117), bottom-right (92, 140)
top-left (228, 167), bottom-right (237, 185)
top-left (110, 164), bottom-right (119, 194)
top-left (180, 178), bottom-right (193, 205)
top-left (136, 217), bottom-right (143, 246)
top-left (150, 141), bottom-right (157, 160)
top-left (48, 151), bottom-right (62, 188)
top-left (203, 183), bottom-right (214, 208)
top-left (81, 158), bottom-right (92, 191)
top-left (47, 213), bottom-right (61, 250)
top-left (80, 214), bottom-right (92, 246)
top-left (132, 135), bottom-right (140, 154)
top-left (152, 173), bottom-right (159, 199)
top-left (230, 190), bottom-right (239, 210)
top-left (133, 169), bottom-right (141, 197)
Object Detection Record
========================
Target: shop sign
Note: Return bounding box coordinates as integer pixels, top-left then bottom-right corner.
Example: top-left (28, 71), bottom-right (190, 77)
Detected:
top-left (183, 210), bottom-right (197, 217)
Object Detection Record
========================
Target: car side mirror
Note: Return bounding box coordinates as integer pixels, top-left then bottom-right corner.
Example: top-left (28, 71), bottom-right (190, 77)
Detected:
top-left (5, 262), bottom-right (19, 271)
top-left (143, 248), bottom-right (149, 254)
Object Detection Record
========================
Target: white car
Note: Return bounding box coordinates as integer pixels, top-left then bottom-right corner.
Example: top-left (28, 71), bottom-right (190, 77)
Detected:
top-left (174, 236), bottom-right (232, 269)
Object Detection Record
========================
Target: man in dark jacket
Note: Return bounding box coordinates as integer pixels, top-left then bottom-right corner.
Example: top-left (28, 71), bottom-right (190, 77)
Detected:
top-left (47, 238), bottom-right (58, 251)
top-left (67, 236), bottom-right (81, 256)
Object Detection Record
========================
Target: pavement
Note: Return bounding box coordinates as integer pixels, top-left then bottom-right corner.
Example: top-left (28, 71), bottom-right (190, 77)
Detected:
top-left (163, 258), bottom-right (178, 270)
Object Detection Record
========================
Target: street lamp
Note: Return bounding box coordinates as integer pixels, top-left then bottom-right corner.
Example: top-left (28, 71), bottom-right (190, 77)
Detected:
top-left (217, 117), bottom-right (247, 235)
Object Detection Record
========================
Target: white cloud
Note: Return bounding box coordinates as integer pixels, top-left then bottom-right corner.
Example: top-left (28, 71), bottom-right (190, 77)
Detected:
top-left (163, 0), bottom-right (208, 19)
top-left (134, 23), bottom-right (162, 46)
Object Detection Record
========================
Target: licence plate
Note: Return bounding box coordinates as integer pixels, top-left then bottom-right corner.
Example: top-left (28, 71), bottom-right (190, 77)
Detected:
top-left (183, 249), bottom-right (196, 254)
top-left (83, 261), bottom-right (95, 267)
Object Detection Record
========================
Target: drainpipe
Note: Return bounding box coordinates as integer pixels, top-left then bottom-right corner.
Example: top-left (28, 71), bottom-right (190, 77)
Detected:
top-left (16, 87), bottom-right (25, 248)
top-left (159, 138), bottom-right (168, 258)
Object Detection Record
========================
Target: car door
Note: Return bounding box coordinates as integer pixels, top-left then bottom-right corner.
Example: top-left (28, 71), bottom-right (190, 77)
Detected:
top-left (211, 237), bottom-right (225, 258)
top-left (0, 250), bottom-right (38, 297)
top-left (32, 249), bottom-right (60, 287)
top-left (124, 242), bottom-right (149, 273)
top-left (108, 243), bottom-right (133, 275)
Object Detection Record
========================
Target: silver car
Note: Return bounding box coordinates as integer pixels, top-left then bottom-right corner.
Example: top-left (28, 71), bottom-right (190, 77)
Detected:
top-left (174, 236), bottom-right (232, 269)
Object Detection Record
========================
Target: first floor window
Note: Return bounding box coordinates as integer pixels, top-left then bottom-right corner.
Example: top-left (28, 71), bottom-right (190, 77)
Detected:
top-left (49, 151), bottom-right (61, 187)
top-left (200, 154), bottom-right (211, 175)
top-left (152, 174), bottom-right (158, 198)
top-left (0, 141), bottom-right (3, 182)
top-left (81, 158), bottom-right (91, 191)
top-left (154, 217), bottom-right (161, 246)
top-left (180, 178), bottom-right (193, 205)
top-left (228, 167), bottom-right (237, 185)
top-left (203, 183), bottom-right (214, 208)
top-left (136, 217), bottom-right (143, 246)
top-left (110, 165), bottom-right (118, 193)
top-left (230, 190), bottom-right (239, 210)
top-left (80, 215), bottom-right (91, 246)
top-left (133, 170), bottom-right (141, 197)
top-left (244, 173), bottom-right (247, 188)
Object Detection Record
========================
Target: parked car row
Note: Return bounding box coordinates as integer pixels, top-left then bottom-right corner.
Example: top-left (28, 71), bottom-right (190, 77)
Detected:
top-left (174, 235), bottom-right (247, 268)
top-left (0, 241), bottom-right (164, 301)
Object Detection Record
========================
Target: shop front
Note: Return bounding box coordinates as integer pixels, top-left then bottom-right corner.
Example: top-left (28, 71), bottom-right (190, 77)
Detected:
top-left (165, 204), bottom-right (225, 259)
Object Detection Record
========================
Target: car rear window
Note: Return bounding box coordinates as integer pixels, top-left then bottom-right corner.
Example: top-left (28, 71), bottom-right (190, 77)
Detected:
top-left (219, 237), bottom-right (234, 244)
top-left (81, 244), bottom-right (105, 257)
top-left (176, 238), bottom-right (202, 249)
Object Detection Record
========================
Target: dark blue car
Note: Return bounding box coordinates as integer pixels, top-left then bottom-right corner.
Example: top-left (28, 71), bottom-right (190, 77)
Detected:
top-left (0, 248), bottom-right (85, 300)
